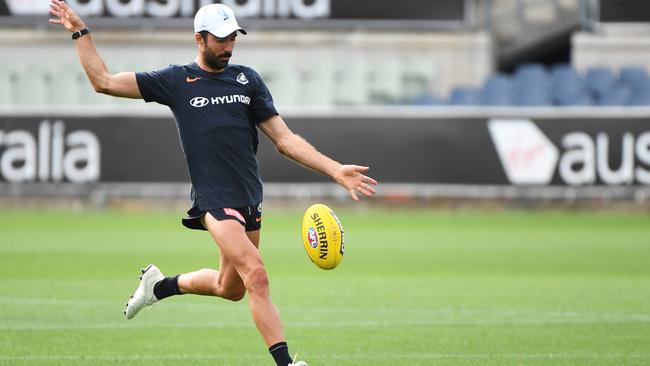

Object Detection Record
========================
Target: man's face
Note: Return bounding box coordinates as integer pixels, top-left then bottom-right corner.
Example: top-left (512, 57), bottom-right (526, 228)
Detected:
top-left (201, 32), bottom-right (237, 70)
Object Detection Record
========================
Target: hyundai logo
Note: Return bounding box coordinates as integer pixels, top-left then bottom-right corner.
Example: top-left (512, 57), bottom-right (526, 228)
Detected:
top-left (190, 97), bottom-right (209, 108)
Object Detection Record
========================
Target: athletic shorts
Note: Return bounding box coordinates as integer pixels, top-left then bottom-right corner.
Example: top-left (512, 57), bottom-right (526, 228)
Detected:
top-left (182, 203), bottom-right (262, 232)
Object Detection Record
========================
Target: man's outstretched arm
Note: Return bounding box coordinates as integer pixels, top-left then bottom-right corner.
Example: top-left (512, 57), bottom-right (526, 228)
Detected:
top-left (49, 0), bottom-right (141, 99)
top-left (259, 115), bottom-right (378, 200)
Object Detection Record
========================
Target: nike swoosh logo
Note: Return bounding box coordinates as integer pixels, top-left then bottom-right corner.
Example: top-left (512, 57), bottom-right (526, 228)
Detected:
top-left (255, 217), bottom-right (262, 222)
top-left (186, 76), bottom-right (201, 83)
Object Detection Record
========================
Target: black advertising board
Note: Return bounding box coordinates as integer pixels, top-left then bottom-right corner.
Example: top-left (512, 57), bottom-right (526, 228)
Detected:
top-left (600, 0), bottom-right (650, 22)
top-left (267, 116), bottom-right (650, 186)
top-left (0, 117), bottom-right (187, 183)
top-left (330, 0), bottom-right (464, 21)
top-left (0, 0), bottom-right (464, 21)
top-left (1, 113), bottom-right (649, 187)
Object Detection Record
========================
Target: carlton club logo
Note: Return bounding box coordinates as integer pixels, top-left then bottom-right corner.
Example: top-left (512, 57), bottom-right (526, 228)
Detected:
top-left (488, 119), bottom-right (650, 186)
top-left (236, 73), bottom-right (249, 85)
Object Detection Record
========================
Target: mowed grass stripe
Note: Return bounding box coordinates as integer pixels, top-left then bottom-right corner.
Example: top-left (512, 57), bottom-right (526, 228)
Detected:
top-left (2, 297), bottom-right (650, 329)
top-left (0, 209), bottom-right (649, 366)
top-left (3, 352), bottom-right (650, 360)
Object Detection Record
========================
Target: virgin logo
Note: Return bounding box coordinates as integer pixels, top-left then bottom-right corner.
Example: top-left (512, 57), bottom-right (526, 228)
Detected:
top-left (488, 119), bottom-right (650, 186)
top-left (488, 119), bottom-right (558, 185)
top-left (190, 97), bottom-right (209, 108)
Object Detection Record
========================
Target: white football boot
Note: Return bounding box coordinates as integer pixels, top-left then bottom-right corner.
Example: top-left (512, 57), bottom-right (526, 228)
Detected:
top-left (124, 264), bottom-right (164, 319)
top-left (289, 352), bottom-right (308, 366)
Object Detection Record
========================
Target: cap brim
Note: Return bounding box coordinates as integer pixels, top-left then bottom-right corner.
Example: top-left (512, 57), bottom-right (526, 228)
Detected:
top-left (207, 25), bottom-right (247, 39)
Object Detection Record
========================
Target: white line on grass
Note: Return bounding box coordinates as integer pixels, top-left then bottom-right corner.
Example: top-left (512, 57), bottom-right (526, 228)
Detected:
top-left (0, 297), bottom-right (113, 306)
top-left (2, 298), bottom-right (650, 331)
top-left (3, 297), bottom-right (650, 321)
top-left (1, 353), bottom-right (649, 361)
top-left (3, 316), bottom-right (650, 331)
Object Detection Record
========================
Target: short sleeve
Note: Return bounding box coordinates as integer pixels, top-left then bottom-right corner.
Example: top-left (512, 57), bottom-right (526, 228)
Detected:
top-left (249, 70), bottom-right (279, 124)
top-left (135, 66), bottom-right (176, 106)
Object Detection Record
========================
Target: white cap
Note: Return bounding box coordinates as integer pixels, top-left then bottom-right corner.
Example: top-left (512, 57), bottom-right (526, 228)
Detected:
top-left (194, 4), bottom-right (247, 38)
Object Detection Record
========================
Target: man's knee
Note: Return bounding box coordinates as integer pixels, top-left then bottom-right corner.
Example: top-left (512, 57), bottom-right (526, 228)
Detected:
top-left (220, 286), bottom-right (246, 302)
top-left (244, 266), bottom-right (269, 296)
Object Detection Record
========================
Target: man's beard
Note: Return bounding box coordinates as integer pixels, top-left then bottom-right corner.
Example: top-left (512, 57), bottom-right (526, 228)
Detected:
top-left (203, 48), bottom-right (232, 70)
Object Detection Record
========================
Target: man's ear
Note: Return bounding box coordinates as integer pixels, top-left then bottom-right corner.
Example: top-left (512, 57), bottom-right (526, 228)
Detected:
top-left (194, 33), bottom-right (203, 46)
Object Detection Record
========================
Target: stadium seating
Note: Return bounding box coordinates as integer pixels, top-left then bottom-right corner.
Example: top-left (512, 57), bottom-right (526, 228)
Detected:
top-left (480, 74), bottom-right (514, 105)
top-left (411, 93), bottom-right (445, 106)
top-left (550, 64), bottom-right (590, 105)
top-left (449, 87), bottom-right (481, 105)
top-left (599, 85), bottom-right (632, 106)
top-left (628, 90), bottom-right (650, 106)
top-left (584, 66), bottom-right (616, 101)
top-left (2, 54), bottom-right (649, 108)
top-left (513, 63), bottom-right (551, 106)
top-left (442, 63), bottom-right (650, 107)
top-left (619, 66), bottom-right (648, 88)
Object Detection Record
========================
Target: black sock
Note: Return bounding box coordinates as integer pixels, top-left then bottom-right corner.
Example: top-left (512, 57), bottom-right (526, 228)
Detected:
top-left (269, 342), bottom-right (293, 366)
top-left (153, 275), bottom-right (182, 300)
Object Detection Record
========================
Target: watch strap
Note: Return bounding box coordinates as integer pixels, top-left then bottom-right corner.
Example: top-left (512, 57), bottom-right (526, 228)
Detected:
top-left (72, 28), bottom-right (90, 40)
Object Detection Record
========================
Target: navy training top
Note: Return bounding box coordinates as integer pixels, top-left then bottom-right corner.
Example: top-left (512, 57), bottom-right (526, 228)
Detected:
top-left (136, 62), bottom-right (278, 209)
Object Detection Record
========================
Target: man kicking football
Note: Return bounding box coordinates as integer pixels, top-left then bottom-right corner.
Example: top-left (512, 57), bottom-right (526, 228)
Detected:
top-left (48, 1), bottom-right (378, 365)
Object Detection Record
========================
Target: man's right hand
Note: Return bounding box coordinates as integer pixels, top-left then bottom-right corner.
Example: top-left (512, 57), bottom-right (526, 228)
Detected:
top-left (49, 0), bottom-right (86, 32)
top-left (47, 0), bottom-right (143, 99)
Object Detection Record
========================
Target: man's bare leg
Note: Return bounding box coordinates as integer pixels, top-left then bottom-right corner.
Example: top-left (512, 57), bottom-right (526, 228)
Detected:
top-left (194, 214), bottom-right (285, 347)
top-left (176, 229), bottom-right (259, 301)
top-left (124, 214), bottom-right (295, 364)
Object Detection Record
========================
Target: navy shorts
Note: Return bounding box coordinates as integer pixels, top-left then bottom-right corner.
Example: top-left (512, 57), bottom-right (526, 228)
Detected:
top-left (182, 203), bottom-right (262, 232)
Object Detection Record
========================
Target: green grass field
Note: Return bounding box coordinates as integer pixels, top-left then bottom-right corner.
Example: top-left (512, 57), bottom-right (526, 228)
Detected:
top-left (0, 208), bottom-right (649, 366)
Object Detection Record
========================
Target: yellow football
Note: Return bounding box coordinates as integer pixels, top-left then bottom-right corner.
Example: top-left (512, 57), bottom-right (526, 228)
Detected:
top-left (301, 203), bottom-right (345, 270)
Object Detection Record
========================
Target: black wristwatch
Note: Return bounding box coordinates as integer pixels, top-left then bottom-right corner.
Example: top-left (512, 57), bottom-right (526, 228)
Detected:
top-left (72, 28), bottom-right (90, 40)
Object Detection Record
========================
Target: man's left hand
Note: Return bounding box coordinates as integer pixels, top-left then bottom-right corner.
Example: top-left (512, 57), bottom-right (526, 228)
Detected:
top-left (334, 165), bottom-right (378, 201)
